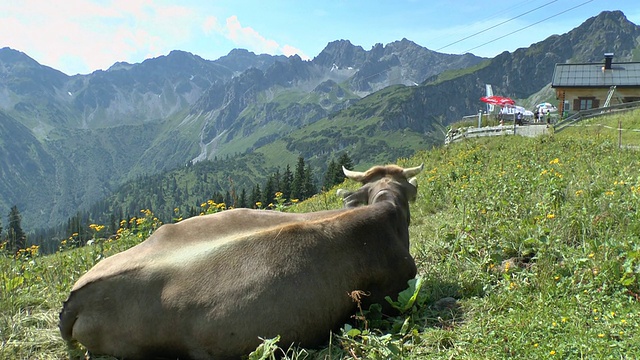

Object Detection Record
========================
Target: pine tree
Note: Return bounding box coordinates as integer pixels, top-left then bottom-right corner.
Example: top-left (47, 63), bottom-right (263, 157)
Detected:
top-left (272, 168), bottom-right (281, 193)
top-left (224, 190), bottom-right (232, 207)
top-left (323, 160), bottom-right (338, 190)
top-left (263, 176), bottom-right (275, 207)
top-left (291, 156), bottom-right (306, 201)
top-left (7, 206), bottom-right (26, 253)
top-left (109, 213), bottom-right (117, 235)
top-left (281, 165), bottom-right (293, 201)
top-left (251, 184), bottom-right (262, 208)
top-left (238, 188), bottom-right (248, 208)
top-left (303, 165), bottom-right (316, 200)
top-left (337, 153), bottom-right (354, 176)
top-left (334, 153), bottom-right (353, 187)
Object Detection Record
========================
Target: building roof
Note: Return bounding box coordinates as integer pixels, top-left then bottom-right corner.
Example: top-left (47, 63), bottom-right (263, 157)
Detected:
top-left (551, 62), bottom-right (640, 88)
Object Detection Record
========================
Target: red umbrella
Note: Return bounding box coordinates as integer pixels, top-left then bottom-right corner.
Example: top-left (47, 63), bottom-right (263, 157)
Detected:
top-left (480, 95), bottom-right (515, 107)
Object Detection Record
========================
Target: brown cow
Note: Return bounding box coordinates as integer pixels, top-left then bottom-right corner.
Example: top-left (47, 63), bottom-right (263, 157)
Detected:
top-left (59, 163), bottom-right (423, 360)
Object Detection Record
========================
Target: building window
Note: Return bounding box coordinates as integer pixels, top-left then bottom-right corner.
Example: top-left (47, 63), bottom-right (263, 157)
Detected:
top-left (573, 97), bottom-right (598, 111)
top-left (579, 98), bottom-right (594, 110)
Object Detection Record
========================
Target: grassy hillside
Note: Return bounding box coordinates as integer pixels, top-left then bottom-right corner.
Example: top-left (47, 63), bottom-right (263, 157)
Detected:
top-left (256, 84), bottom-right (444, 171)
top-left (2, 110), bottom-right (639, 359)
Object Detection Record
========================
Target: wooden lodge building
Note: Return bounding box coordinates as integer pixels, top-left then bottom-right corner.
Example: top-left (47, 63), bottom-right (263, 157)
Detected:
top-left (551, 53), bottom-right (640, 116)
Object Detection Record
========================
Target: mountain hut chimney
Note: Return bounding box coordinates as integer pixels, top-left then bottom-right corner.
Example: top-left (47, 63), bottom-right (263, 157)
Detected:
top-left (604, 53), bottom-right (614, 70)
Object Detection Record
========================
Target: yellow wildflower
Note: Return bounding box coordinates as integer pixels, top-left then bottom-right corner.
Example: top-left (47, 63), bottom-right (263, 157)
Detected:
top-left (89, 224), bottom-right (105, 232)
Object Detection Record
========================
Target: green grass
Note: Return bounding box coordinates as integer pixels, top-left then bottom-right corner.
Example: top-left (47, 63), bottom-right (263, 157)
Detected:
top-left (2, 111), bottom-right (640, 359)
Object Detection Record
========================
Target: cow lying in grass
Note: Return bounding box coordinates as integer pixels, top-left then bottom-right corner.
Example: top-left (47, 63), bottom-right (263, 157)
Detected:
top-left (59, 163), bottom-right (423, 359)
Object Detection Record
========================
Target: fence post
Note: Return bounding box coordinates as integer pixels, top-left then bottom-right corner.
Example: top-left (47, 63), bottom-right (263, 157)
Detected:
top-left (478, 111), bottom-right (482, 128)
top-left (618, 120), bottom-right (622, 150)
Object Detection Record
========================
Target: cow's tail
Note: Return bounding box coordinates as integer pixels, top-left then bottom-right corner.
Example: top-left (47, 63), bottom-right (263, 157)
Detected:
top-left (59, 293), bottom-right (88, 359)
top-left (59, 293), bottom-right (78, 342)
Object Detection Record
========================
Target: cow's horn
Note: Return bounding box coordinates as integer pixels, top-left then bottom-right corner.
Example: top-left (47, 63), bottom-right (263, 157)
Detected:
top-left (342, 166), bottom-right (366, 182)
top-left (402, 163), bottom-right (424, 179)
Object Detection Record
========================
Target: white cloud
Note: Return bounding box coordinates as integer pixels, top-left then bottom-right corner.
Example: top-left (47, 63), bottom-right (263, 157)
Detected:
top-left (202, 15), bottom-right (308, 59)
top-left (224, 15), bottom-right (279, 54)
top-left (202, 16), bottom-right (222, 34)
top-left (0, 0), bottom-right (198, 74)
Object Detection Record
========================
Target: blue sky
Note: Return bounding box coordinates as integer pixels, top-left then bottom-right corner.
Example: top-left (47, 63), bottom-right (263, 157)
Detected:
top-left (1, 0), bottom-right (638, 75)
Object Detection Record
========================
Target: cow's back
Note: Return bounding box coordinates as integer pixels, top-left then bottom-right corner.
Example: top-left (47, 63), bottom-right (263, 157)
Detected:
top-left (68, 208), bottom-right (348, 291)
top-left (60, 203), bottom-right (415, 359)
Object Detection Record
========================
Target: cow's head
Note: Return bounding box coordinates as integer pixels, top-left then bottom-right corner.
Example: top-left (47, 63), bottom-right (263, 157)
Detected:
top-left (337, 164), bottom-right (423, 208)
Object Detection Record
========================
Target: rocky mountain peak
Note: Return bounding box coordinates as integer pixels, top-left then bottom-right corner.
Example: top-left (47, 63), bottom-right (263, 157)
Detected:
top-left (565, 10), bottom-right (640, 63)
top-left (214, 48), bottom-right (287, 73)
top-left (313, 39), bottom-right (367, 68)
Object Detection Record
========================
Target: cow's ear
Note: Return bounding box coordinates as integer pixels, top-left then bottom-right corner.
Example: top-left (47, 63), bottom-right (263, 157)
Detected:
top-left (409, 177), bottom-right (418, 187)
top-left (336, 189), bottom-right (352, 199)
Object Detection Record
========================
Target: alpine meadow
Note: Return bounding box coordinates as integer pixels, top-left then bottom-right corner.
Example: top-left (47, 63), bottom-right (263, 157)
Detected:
top-left (2, 109), bottom-right (640, 358)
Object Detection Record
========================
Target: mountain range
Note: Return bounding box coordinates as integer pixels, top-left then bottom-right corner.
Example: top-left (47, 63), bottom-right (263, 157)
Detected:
top-left (1, 10), bottom-right (639, 232)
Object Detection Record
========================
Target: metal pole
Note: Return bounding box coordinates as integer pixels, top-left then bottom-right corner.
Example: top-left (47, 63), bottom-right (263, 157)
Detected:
top-left (618, 120), bottom-right (622, 149)
top-left (478, 111), bottom-right (482, 128)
